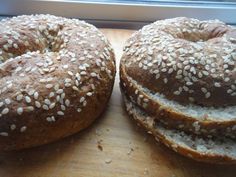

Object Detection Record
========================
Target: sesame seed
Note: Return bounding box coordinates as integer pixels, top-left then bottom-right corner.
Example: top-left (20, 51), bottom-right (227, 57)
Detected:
top-left (28, 90), bottom-right (35, 96)
top-left (46, 84), bottom-right (53, 89)
top-left (72, 86), bottom-right (79, 91)
top-left (80, 71), bottom-right (87, 75)
top-left (0, 132), bottom-right (8, 136)
top-left (83, 101), bottom-right (87, 107)
top-left (10, 124), bottom-right (16, 130)
top-left (25, 96), bottom-right (31, 103)
top-left (17, 107), bottom-right (23, 115)
top-left (44, 99), bottom-right (51, 105)
top-left (224, 77), bottom-right (230, 82)
top-left (5, 98), bottom-right (11, 105)
top-left (205, 92), bottom-right (211, 98)
top-left (68, 71), bottom-right (74, 76)
top-left (2, 108), bottom-right (9, 115)
top-left (57, 111), bottom-right (64, 116)
top-left (61, 105), bottom-right (66, 111)
top-left (35, 101), bottom-right (41, 108)
top-left (20, 126), bottom-right (27, 132)
top-left (186, 82), bottom-right (193, 86)
top-left (3, 45), bottom-right (8, 51)
top-left (65, 99), bottom-right (70, 106)
top-left (201, 87), bottom-right (207, 93)
top-left (56, 89), bottom-right (63, 94)
top-left (49, 92), bottom-right (55, 98)
top-left (54, 84), bottom-right (59, 91)
top-left (42, 105), bottom-right (49, 110)
top-left (173, 91), bottom-right (180, 95)
top-left (46, 116), bottom-right (56, 122)
top-left (16, 94), bottom-right (23, 101)
top-left (26, 106), bottom-right (34, 112)
top-left (77, 108), bottom-right (82, 112)
top-left (163, 78), bottom-right (168, 83)
top-left (13, 43), bottom-right (18, 49)
top-left (214, 82), bottom-right (221, 87)
top-left (63, 65), bottom-right (68, 69)
top-left (65, 78), bottom-right (72, 83)
top-left (202, 71), bottom-right (209, 76)
top-left (86, 92), bottom-right (93, 96)
top-left (90, 72), bottom-right (97, 77)
top-left (80, 97), bottom-right (85, 103)
top-left (49, 102), bottom-right (56, 109)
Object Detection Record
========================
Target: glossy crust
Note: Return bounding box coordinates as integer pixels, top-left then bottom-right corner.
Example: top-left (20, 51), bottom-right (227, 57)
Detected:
top-left (0, 14), bottom-right (115, 151)
top-left (123, 94), bottom-right (236, 164)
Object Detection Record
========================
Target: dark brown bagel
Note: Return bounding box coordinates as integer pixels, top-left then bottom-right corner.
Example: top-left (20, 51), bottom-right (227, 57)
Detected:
top-left (0, 14), bottom-right (115, 151)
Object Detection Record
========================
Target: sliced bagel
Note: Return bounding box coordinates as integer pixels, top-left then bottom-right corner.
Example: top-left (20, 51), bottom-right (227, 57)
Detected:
top-left (120, 17), bottom-right (236, 138)
top-left (120, 65), bottom-right (236, 138)
top-left (123, 94), bottom-right (236, 164)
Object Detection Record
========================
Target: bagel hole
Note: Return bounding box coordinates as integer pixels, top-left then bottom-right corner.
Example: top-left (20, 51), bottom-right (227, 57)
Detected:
top-left (178, 26), bottom-right (228, 42)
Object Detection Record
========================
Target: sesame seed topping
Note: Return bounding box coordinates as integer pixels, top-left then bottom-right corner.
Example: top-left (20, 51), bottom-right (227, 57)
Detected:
top-left (49, 102), bottom-right (56, 109)
top-left (80, 97), bottom-right (85, 103)
top-left (56, 89), bottom-right (63, 94)
top-left (214, 82), bottom-right (221, 87)
top-left (2, 108), bottom-right (9, 115)
top-left (16, 94), bottom-right (23, 101)
top-left (57, 111), bottom-right (64, 116)
top-left (25, 96), bottom-right (31, 103)
top-left (35, 101), bottom-right (41, 108)
top-left (86, 92), bottom-right (93, 96)
top-left (34, 92), bottom-right (39, 99)
top-left (10, 124), bottom-right (16, 130)
top-left (46, 84), bottom-right (53, 89)
top-left (17, 107), bottom-right (23, 115)
top-left (65, 99), bottom-right (70, 106)
top-left (5, 98), bottom-right (11, 105)
top-left (42, 105), bottom-right (49, 110)
top-left (205, 92), bottom-right (211, 98)
top-left (20, 126), bottom-right (27, 132)
top-left (0, 132), bottom-right (8, 136)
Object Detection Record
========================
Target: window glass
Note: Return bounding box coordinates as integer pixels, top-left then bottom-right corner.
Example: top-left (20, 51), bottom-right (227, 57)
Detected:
top-left (75, 0), bottom-right (236, 3)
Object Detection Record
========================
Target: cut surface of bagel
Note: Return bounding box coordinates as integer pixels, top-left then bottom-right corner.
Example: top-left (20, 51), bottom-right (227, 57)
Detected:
top-left (123, 94), bottom-right (236, 164)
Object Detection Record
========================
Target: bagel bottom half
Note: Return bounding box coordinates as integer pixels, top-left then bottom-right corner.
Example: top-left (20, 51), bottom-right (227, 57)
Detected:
top-left (121, 90), bottom-right (236, 164)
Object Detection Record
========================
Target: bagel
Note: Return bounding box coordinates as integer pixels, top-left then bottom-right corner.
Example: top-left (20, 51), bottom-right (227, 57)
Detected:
top-left (0, 14), bottom-right (115, 151)
top-left (120, 17), bottom-right (236, 163)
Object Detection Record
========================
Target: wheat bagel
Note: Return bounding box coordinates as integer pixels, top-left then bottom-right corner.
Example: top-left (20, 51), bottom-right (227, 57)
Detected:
top-left (120, 17), bottom-right (236, 163)
top-left (0, 14), bottom-right (115, 151)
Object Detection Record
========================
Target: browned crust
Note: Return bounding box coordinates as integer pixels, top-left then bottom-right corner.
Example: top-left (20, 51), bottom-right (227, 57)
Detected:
top-left (120, 63), bottom-right (236, 137)
top-left (121, 17), bottom-right (236, 107)
top-left (122, 93), bottom-right (236, 164)
top-left (0, 15), bottom-right (116, 151)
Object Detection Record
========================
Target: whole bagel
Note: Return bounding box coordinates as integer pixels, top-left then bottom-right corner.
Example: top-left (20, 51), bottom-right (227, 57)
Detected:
top-left (120, 17), bottom-right (236, 163)
top-left (0, 14), bottom-right (115, 151)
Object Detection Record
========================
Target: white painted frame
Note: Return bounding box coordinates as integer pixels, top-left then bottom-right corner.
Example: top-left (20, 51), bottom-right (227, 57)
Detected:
top-left (0, 0), bottom-right (236, 26)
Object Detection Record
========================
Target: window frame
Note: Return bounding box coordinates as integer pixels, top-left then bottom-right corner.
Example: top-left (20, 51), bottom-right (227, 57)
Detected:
top-left (0, 0), bottom-right (236, 27)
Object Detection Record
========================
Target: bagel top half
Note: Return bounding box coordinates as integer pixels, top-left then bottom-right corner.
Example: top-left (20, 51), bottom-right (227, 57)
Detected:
top-left (0, 14), bottom-right (115, 151)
